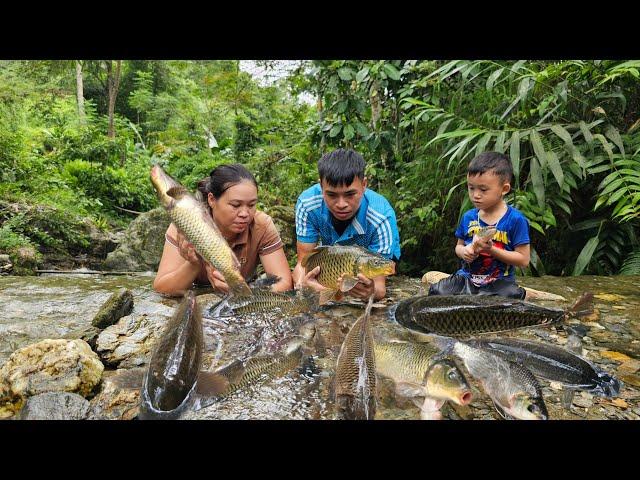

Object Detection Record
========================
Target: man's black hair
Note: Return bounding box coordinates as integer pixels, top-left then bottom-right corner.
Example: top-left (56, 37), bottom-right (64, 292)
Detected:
top-left (468, 151), bottom-right (514, 184)
top-left (318, 148), bottom-right (366, 187)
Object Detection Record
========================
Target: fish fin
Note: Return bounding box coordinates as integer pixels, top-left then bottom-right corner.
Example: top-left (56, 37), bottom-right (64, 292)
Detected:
top-left (419, 397), bottom-right (446, 419)
top-left (165, 186), bottom-right (189, 198)
top-left (109, 368), bottom-right (146, 389)
top-left (339, 276), bottom-right (359, 292)
top-left (568, 292), bottom-right (594, 318)
top-left (319, 289), bottom-right (337, 306)
top-left (492, 400), bottom-right (514, 420)
top-left (195, 371), bottom-right (230, 397)
top-left (396, 382), bottom-right (426, 399)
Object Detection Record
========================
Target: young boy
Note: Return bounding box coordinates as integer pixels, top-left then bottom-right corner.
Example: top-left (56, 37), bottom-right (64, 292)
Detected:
top-left (429, 151), bottom-right (530, 299)
top-left (292, 148), bottom-right (401, 301)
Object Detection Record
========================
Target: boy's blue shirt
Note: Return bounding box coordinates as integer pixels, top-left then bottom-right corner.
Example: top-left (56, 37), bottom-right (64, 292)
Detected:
top-left (295, 183), bottom-right (401, 261)
top-left (455, 205), bottom-right (530, 285)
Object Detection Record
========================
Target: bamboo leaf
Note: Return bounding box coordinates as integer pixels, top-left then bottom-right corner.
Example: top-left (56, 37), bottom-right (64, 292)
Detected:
top-left (572, 235), bottom-right (600, 276)
top-left (579, 120), bottom-right (593, 144)
top-left (427, 129), bottom-right (482, 146)
top-left (494, 131), bottom-right (506, 153)
top-left (604, 125), bottom-right (625, 156)
top-left (530, 129), bottom-right (547, 168)
top-left (530, 156), bottom-right (545, 208)
top-left (486, 68), bottom-right (504, 91)
top-left (593, 134), bottom-right (614, 161)
top-left (475, 132), bottom-right (493, 156)
top-left (510, 130), bottom-right (520, 183)
top-left (436, 118), bottom-right (454, 137)
top-left (500, 95), bottom-right (521, 120)
top-left (546, 150), bottom-right (564, 187)
top-left (550, 124), bottom-right (573, 146)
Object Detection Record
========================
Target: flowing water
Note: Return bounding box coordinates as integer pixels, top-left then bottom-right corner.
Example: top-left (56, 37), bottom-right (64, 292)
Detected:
top-left (1, 273), bottom-right (639, 420)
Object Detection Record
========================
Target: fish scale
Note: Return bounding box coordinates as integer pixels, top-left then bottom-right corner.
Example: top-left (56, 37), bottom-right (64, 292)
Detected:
top-left (393, 294), bottom-right (565, 336)
top-left (374, 342), bottom-right (440, 385)
top-left (303, 246), bottom-right (360, 290)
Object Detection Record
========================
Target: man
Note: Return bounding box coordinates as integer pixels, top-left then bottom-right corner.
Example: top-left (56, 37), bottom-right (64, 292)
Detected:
top-left (292, 148), bottom-right (401, 301)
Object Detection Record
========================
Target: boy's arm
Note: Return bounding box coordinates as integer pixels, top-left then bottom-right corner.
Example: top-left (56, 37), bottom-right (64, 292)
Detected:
top-left (484, 243), bottom-right (530, 268)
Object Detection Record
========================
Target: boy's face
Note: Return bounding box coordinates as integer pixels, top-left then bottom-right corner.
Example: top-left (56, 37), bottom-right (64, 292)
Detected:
top-left (467, 172), bottom-right (511, 211)
top-left (321, 176), bottom-right (367, 221)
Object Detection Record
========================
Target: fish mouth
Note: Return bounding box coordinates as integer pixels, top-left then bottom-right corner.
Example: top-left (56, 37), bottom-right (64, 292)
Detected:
top-left (458, 391), bottom-right (473, 406)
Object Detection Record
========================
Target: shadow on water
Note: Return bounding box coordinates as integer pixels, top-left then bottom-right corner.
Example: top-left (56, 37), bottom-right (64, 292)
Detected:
top-left (1, 273), bottom-right (639, 420)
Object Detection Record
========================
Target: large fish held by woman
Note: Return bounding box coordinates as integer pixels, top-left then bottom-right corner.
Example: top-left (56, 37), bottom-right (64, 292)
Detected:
top-left (150, 164), bottom-right (252, 297)
top-left (391, 293), bottom-right (593, 337)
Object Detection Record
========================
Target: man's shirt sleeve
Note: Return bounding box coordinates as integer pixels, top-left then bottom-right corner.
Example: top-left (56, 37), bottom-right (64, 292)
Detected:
top-left (368, 207), bottom-right (400, 260)
top-left (295, 195), bottom-right (320, 244)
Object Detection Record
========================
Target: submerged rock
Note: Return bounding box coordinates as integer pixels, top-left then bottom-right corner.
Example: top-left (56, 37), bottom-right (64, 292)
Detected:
top-left (0, 339), bottom-right (104, 417)
top-left (88, 370), bottom-right (142, 420)
top-left (91, 288), bottom-right (134, 329)
top-left (18, 392), bottom-right (90, 420)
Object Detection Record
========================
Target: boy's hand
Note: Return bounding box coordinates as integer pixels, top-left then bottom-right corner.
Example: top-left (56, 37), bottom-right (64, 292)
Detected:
top-left (472, 235), bottom-right (493, 254)
top-left (461, 244), bottom-right (479, 262)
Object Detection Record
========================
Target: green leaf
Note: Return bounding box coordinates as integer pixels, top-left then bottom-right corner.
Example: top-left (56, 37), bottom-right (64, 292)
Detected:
top-left (356, 67), bottom-right (370, 83)
top-left (579, 121), bottom-right (593, 144)
top-left (337, 67), bottom-right (354, 81)
top-left (383, 63), bottom-right (401, 81)
top-left (355, 121), bottom-right (369, 137)
top-left (329, 124), bottom-right (342, 137)
top-left (546, 150), bottom-right (564, 187)
top-left (475, 132), bottom-right (493, 156)
top-left (500, 95), bottom-right (521, 120)
top-left (572, 235), bottom-right (600, 276)
top-left (494, 131), bottom-right (506, 153)
top-left (604, 125), bottom-right (625, 156)
top-left (486, 68), bottom-right (504, 91)
top-left (518, 76), bottom-right (532, 99)
top-left (593, 134), bottom-right (614, 161)
top-left (530, 156), bottom-right (545, 208)
top-left (510, 130), bottom-right (520, 183)
top-left (343, 124), bottom-right (355, 140)
top-left (529, 220), bottom-right (545, 235)
top-left (427, 129), bottom-right (482, 146)
top-left (550, 124), bottom-right (573, 146)
top-left (436, 118), bottom-right (453, 137)
top-left (530, 129), bottom-right (547, 168)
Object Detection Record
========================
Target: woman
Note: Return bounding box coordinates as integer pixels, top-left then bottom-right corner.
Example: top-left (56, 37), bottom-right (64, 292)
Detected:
top-left (153, 164), bottom-right (293, 296)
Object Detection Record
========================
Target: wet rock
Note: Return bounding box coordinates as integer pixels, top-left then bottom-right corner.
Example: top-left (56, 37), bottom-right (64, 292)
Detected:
top-left (95, 312), bottom-right (171, 368)
top-left (18, 392), bottom-right (90, 420)
top-left (0, 254), bottom-right (12, 274)
top-left (573, 392), bottom-right (594, 408)
top-left (13, 246), bottom-right (40, 275)
top-left (91, 288), bottom-right (134, 329)
top-left (0, 339), bottom-right (104, 417)
top-left (102, 207), bottom-right (170, 272)
top-left (88, 370), bottom-right (141, 420)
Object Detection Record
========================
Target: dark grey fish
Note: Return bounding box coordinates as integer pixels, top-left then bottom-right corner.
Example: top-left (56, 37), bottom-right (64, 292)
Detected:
top-left (391, 293), bottom-right (593, 337)
top-left (467, 337), bottom-right (621, 397)
top-left (207, 286), bottom-right (319, 318)
top-left (139, 291), bottom-right (203, 419)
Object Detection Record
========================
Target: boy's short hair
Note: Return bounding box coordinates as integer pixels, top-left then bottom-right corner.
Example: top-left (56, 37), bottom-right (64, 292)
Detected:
top-left (468, 151), bottom-right (514, 184)
top-left (318, 148), bottom-right (366, 187)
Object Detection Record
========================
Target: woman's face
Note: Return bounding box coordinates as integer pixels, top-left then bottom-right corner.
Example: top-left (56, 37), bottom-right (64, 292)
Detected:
top-left (208, 180), bottom-right (258, 235)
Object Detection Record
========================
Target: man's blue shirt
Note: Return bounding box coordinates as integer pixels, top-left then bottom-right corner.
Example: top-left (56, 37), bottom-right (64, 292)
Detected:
top-left (295, 184), bottom-right (401, 261)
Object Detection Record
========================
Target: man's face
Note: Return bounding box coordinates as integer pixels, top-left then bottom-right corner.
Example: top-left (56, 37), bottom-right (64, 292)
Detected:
top-left (321, 176), bottom-right (367, 221)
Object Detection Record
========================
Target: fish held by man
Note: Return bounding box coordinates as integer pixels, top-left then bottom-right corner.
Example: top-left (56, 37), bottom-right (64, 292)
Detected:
top-left (467, 337), bottom-right (621, 397)
top-left (374, 340), bottom-right (473, 420)
top-left (150, 164), bottom-right (252, 297)
top-left (391, 293), bottom-right (593, 337)
top-left (301, 245), bottom-right (395, 305)
top-left (334, 296), bottom-right (377, 420)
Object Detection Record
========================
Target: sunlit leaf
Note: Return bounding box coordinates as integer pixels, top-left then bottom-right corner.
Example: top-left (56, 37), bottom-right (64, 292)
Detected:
top-left (529, 129), bottom-right (547, 168)
top-left (530, 156), bottom-right (545, 208)
top-left (573, 235), bottom-right (600, 276)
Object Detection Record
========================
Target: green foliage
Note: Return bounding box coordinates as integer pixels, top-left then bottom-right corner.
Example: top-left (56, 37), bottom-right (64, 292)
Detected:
top-left (619, 249), bottom-right (640, 275)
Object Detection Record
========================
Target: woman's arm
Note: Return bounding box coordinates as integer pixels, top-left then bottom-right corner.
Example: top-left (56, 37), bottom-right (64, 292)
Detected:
top-left (153, 224), bottom-right (202, 296)
top-left (260, 248), bottom-right (294, 292)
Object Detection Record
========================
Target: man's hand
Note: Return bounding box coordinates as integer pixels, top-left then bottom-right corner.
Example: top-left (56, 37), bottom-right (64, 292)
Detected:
top-left (299, 265), bottom-right (326, 293)
top-left (204, 264), bottom-right (230, 294)
top-left (461, 243), bottom-right (479, 262)
top-left (176, 229), bottom-right (202, 265)
top-left (342, 273), bottom-right (375, 300)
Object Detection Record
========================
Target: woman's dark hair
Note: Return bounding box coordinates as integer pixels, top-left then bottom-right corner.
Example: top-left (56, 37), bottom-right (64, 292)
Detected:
top-left (196, 163), bottom-right (258, 202)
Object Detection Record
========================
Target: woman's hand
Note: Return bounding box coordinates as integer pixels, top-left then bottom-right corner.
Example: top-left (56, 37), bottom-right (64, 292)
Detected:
top-left (204, 264), bottom-right (230, 294)
top-left (176, 229), bottom-right (201, 265)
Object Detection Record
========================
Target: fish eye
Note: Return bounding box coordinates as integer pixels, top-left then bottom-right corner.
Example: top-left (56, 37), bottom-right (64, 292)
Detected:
top-left (447, 370), bottom-right (458, 380)
top-left (527, 404), bottom-right (538, 413)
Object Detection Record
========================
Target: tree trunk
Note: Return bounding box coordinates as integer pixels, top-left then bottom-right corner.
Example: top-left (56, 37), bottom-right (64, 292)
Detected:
top-left (106, 60), bottom-right (122, 139)
top-left (75, 61), bottom-right (86, 126)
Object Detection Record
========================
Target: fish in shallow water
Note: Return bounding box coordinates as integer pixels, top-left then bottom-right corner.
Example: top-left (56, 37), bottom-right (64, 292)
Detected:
top-left (138, 291), bottom-right (204, 420)
top-left (466, 337), bottom-right (621, 397)
top-left (374, 340), bottom-right (473, 420)
top-left (207, 285), bottom-right (319, 318)
top-left (432, 336), bottom-right (548, 420)
top-left (301, 245), bottom-right (395, 305)
top-left (150, 164), bottom-right (252, 297)
top-left (193, 336), bottom-right (305, 409)
top-left (391, 293), bottom-right (593, 337)
top-left (334, 297), bottom-right (377, 420)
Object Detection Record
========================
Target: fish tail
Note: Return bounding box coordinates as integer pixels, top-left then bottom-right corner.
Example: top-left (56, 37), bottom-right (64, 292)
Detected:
top-left (568, 292), bottom-right (594, 318)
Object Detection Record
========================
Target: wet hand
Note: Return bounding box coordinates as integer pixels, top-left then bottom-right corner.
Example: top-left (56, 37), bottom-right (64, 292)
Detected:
top-left (462, 244), bottom-right (479, 262)
top-left (176, 229), bottom-right (201, 265)
top-left (300, 266), bottom-right (326, 293)
top-left (346, 274), bottom-right (375, 300)
top-left (205, 264), bottom-right (229, 294)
